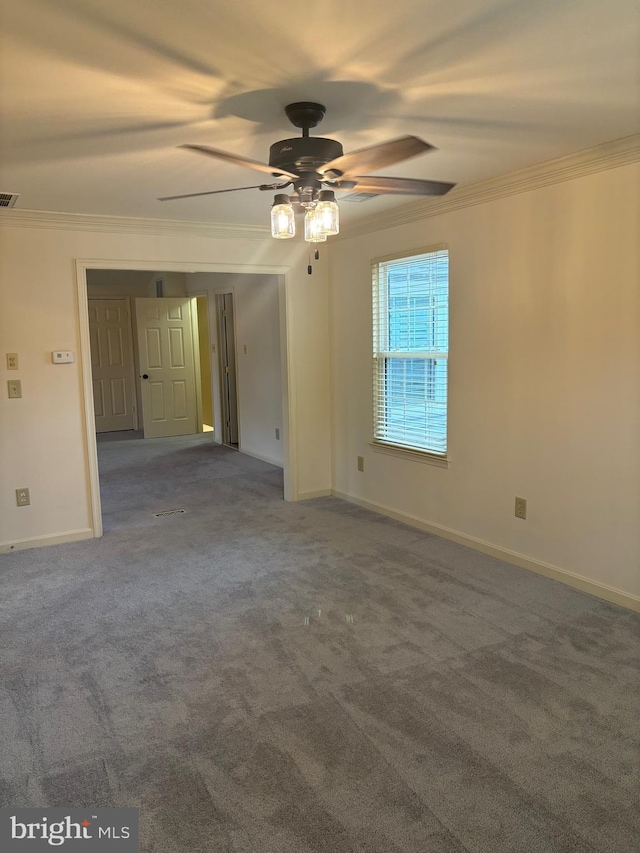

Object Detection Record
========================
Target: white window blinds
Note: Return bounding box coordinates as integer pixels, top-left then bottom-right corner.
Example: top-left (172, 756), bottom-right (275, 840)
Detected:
top-left (372, 247), bottom-right (449, 455)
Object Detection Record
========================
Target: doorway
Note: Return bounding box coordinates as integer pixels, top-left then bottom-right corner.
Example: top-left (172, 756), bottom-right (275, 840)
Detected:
top-left (196, 296), bottom-right (214, 433)
top-left (216, 293), bottom-right (239, 448)
top-left (78, 260), bottom-right (294, 538)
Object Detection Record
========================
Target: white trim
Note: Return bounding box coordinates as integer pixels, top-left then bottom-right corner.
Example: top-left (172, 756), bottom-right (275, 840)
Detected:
top-left (187, 289), bottom-right (216, 436)
top-left (238, 448), bottom-right (284, 468)
top-left (190, 297), bottom-right (204, 434)
top-left (369, 442), bottom-right (450, 468)
top-left (336, 133), bottom-right (640, 241)
top-left (372, 242), bottom-right (449, 266)
top-left (126, 296), bottom-right (140, 431)
top-left (0, 209), bottom-right (270, 240)
top-left (298, 489), bottom-right (333, 500)
top-left (2, 136), bottom-right (637, 243)
top-left (0, 528), bottom-right (94, 554)
top-left (76, 262), bottom-right (104, 538)
top-left (331, 490), bottom-right (640, 613)
top-left (73, 258), bottom-right (290, 276)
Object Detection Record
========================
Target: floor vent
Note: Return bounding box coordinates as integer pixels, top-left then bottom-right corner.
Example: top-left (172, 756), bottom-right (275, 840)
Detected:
top-left (0, 192), bottom-right (19, 208)
top-left (153, 508), bottom-right (187, 518)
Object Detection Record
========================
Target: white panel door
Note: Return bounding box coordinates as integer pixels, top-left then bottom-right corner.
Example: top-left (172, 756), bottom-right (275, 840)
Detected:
top-left (88, 298), bottom-right (136, 433)
top-left (135, 298), bottom-right (197, 438)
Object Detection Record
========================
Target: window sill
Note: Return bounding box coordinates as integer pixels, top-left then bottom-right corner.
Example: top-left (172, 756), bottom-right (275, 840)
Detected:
top-left (369, 442), bottom-right (450, 468)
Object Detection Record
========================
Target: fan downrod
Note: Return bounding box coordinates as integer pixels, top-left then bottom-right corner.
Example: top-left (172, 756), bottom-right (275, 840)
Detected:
top-left (285, 102), bottom-right (326, 136)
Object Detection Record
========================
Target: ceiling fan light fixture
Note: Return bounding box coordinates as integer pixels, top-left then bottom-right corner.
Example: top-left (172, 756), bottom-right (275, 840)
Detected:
top-left (304, 207), bottom-right (327, 243)
top-left (271, 193), bottom-right (295, 239)
top-left (315, 190), bottom-right (339, 236)
top-left (167, 104), bottom-right (455, 237)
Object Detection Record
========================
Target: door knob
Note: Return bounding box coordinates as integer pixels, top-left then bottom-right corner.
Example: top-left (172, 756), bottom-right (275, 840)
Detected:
top-left (141, 374), bottom-right (149, 379)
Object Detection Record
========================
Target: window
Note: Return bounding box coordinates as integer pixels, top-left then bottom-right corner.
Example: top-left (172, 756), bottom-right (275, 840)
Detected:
top-left (372, 246), bottom-right (449, 456)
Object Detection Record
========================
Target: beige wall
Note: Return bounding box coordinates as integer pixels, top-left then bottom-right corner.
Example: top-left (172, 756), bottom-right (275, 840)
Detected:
top-left (86, 269), bottom-right (155, 297)
top-left (186, 273), bottom-right (285, 467)
top-left (149, 271), bottom-right (188, 297)
top-left (2, 161), bottom-right (637, 605)
top-left (0, 223), bottom-right (331, 549)
top-left (329, 162), bottom-right (640, 602)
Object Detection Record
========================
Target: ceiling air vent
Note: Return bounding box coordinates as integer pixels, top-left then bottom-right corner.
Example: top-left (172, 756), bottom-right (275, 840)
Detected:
top-left (341, 193), bottom-right (377, 203)
top-left (0, 192), bottom-right (19, 208)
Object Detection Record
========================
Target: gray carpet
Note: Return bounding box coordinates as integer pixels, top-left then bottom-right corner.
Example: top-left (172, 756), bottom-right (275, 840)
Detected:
top-left (1, 433), bottom-right (638, 852)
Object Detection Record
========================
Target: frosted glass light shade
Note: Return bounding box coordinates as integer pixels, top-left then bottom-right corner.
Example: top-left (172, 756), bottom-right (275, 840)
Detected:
top-left (315, 190), bottom-right (339, 235)
top-left (304, 208), bottom-right (327, 243)
top-left (271, 194), bottom-right (295, 239)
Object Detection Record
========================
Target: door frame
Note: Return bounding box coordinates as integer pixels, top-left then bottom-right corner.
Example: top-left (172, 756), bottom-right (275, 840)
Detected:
top-left (189, 290), bottom-right (218, 439)
top-left (215, 292), bottom-right (240, 448)
top-left (76, 259), bottom-right (296, 539)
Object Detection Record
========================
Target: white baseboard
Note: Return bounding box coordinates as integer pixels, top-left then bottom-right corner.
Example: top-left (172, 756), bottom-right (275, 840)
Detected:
top-left (297, 489), bottom-right (333, 500)
top-left (331, 491), bottom-right (640, 613)
top-left (0, 528), bottom-right (95, 555)
top-left (238, 447), bottom-right (283, 468)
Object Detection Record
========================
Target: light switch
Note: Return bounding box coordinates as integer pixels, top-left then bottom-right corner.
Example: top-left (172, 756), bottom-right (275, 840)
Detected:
top-left (6, 353), bottom-right (18, 370)
top-left (8, 379), bottom-right (22, 398)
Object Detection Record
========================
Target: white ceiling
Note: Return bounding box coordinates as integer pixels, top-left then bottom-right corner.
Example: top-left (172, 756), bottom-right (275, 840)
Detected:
top-left (1, 0), bottom-right (638, 227)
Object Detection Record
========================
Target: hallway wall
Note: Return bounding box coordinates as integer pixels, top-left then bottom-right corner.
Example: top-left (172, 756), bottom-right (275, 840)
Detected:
top-left (186, 273), bottom-right (284, 467)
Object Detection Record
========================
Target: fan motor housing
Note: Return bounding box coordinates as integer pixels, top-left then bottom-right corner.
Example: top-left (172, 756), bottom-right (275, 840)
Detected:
top-left (269, 137), bottom-right (344, 177)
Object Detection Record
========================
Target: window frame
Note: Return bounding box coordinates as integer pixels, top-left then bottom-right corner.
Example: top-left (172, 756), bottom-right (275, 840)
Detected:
top-left (371, 244), bottom-right (449, 462)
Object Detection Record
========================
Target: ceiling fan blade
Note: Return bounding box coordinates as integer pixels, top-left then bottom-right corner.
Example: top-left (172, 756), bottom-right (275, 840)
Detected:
top-left (158, 184), bottom-right (266, 201)
top-left (318, 136), bottom-right (434, 179)
top-left (180, 144), bottom-right (299, 180)
top-left (338, 176), bottom-right (456, 196)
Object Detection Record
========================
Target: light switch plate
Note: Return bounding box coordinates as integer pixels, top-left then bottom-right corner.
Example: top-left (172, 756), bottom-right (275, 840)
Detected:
top-left (7, 379), bottom-right (22, 398)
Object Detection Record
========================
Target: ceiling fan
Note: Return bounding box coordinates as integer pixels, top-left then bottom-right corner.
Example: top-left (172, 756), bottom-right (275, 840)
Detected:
top-left (159, 102), bottom-right (456, 241)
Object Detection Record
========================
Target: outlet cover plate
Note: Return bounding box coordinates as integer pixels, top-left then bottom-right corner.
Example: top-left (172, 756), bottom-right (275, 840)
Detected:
top-left (16, 488), bottom-right (30, 507)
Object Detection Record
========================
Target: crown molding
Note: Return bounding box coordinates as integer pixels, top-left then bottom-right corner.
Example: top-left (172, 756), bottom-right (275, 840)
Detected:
top-left (1, 135), bottom-right (638, 242)
top-left (336, 133), bottom-right (640, 242)
top-left (0, 208), bottom-right (271, 240)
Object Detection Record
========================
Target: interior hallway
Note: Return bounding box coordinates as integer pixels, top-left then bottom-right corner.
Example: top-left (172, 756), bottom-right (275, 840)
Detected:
top-left (1, 434), bottom-right (638, 852)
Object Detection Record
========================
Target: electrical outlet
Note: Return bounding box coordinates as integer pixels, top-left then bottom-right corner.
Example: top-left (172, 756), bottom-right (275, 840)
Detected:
top-left (6, 353), bottom-right (18, 370)
top-left (275, 428), bottom-right (280, 440)
top-left (515, 496), bottom-right (527, 520)
top-left (16, 488), bottom-right (30, 507)
top-left (357, 455), bottom-right (364, 472)
top-left (7, 379), bottom-right (22, 398)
